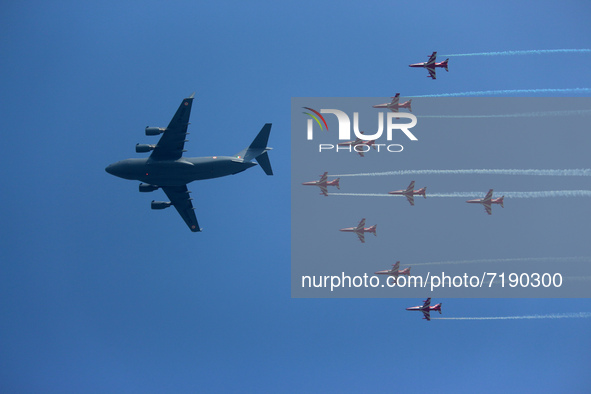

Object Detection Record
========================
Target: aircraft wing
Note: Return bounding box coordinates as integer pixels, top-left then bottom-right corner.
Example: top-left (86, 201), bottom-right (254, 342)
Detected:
top-left (427, 67), bottom-right (437, 79)
top-left (427, 52), bottom-right (437, 64)
top-left (356, 232), bottom-right (366, 243)
top-left (406, 181), bottom-right (415, 192)
top-left (150, 94), bottom-right (195, 160)
top-left (356, 218), bottom-right (366, 231)
top-left (484, 204), bottom-right (492, 215)
top-left (319, 185), bottom-right (328, 196)
top-left (390, 107), bottom-right (400, 113)
top-left (392, 261), bottom-right (400, 271)
top-left (161, 185), bottom-right (201, 232)
top-left (422, 310), bottom-right (431, 321)
top-left (406, 194), bottom-right (415, 206)
top-left (390, 94), bottom-right (400, 105)
top-left (319, 172), bottom-right (328, 183)
top-left (423, 298), bottom-right (431, 307)
top-left (484, 189), bottom-right (494, 201)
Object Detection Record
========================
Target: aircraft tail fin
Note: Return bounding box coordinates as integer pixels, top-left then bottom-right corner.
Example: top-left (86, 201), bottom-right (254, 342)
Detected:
top-left (235, 123), bottom-right (273, 175)
top-left (443, 59), bottom-right (449, 72)
top-left (408, 99), bottom-right (412, 112)
top-left (423, 187), bottom-right (427, 198)
top-left (439, 303), bottom-right (442, 314)
top-left (370, 224), bottom-right (377, 235)
top-left (499, 196), bottom-right (504, 208)
top-left (335, 178), bottom-right (340, 190)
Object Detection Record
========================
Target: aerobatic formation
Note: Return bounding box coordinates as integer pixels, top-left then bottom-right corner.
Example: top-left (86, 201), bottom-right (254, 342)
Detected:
top-left (106, 94), bottom-right (273, 232)
top-left (297, 49), bottom-right (591, 318)
top-left (302, 174), bottom-right (504, 214)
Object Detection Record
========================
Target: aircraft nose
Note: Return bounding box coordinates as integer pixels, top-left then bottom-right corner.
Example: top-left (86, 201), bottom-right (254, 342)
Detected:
top-left (105, 162), bottom-right (121, 177)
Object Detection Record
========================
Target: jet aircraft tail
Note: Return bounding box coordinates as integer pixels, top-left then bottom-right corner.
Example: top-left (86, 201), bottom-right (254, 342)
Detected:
top-left (442, 59), bottom-right (449, 72)
top-left (235, 123), bottom-right (273, 175)
top-left (334, 178), bottom-right (341, 190)
top-left (499, 196), bottom-right (505, 208)
top-left (369, 224), bottom-right (377, 235)
top-left (407, 99), bottom-right (412, 112)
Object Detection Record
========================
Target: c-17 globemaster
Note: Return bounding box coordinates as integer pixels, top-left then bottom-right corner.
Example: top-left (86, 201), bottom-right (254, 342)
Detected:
top-left (105, 94), bottom-right (273, 232)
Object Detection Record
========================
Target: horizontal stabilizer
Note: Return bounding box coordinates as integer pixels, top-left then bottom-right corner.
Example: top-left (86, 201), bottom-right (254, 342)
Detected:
top-left (256, 151), bottom-right (273, 175)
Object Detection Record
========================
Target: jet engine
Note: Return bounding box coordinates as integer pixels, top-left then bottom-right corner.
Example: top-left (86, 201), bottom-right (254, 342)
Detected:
top-left (145, 127), bottom-right (165, 136)
top-left (151, 201), bottom-right (172, 210)
top-left (135, 144), bottom-right (155, 153)
top-left (139, 183), bottom-right (160, 192)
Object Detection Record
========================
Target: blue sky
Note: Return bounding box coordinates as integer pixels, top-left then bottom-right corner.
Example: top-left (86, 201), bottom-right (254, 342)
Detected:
top-left (1, 1), bottom-right (590, 392)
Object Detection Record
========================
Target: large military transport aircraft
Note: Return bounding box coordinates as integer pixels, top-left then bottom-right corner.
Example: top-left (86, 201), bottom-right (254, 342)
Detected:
top-left (106, 94), bottom-right (273, 232)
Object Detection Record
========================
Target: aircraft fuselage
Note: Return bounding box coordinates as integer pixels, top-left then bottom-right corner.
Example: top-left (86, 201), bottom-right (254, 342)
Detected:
top-left (372, 102), bottom-right (412, 110)
top-left (466, 198), bottom-right (503, 204)
top-left (389, 189), bottom-right (426, 196)
top-left (105, 156), bottom-right (257, 186)
top-left (408, 61), bottom-right (447, 68)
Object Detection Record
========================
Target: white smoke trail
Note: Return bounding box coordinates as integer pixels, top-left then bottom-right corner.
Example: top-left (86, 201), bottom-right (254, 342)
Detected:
top-left (328, 193), bottom-right (397, 197)
top-left (472, 276), bottom-right (591, 286)
top-left (444, 49), bottom-right (591, 57)
top-left (409, 88), bottom-right (591, 97)
top-left (410, 256), bottom-right (591, 267)
top-left (331, 169), bottom-right (591, 177)
top-left (328, 191), bottom-right (591, 198)
top-left (433, 312), bottom-right (591, 320)
top-left (422, 276), bottom-right (591, 287)
top-left (419, 109), bottom-right (591, 119)
top-left (432, 191), bottom-right (591, 198)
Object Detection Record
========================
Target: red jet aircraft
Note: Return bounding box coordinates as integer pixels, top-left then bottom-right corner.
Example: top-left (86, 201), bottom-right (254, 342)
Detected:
top-left (406, 298), bottom-right (442, 321)
top-left (337, 132), bottom-right (377, 157)
top-left (302, 172), bottom-right (340, 196)
top-left (374, 261), bottom-right (411, 282)
top-left (466, 189), bottom-right (504, 215)
top-left (372, 93), bottom-right (412, 113)
top-left (388, 181), bottom-right (427, 206)
top-left (339, 218), bottom-right (377, 243)
top-left (409, 51), bottom-right (449, 79)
